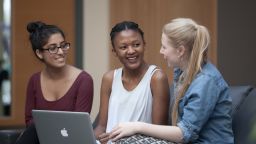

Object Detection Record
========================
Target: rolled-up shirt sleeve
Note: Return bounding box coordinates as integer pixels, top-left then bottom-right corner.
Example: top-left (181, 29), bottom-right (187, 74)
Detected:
top-left (177, 75), bottom-right (220, 143)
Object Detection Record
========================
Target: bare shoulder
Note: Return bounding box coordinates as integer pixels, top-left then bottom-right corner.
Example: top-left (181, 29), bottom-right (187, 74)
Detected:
top-left (100, 70), bottom-right (115, 96)
top-left (102, 70), bottom-right (115, 84)
top-left (151, 67), bottom-right (169, 82)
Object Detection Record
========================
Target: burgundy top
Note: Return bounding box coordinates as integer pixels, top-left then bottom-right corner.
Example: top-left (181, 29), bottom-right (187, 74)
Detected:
top-left (25, 71), bottom-right (93, 126)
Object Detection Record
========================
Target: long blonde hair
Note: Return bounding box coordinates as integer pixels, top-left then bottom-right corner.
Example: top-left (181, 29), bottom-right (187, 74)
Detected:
top-left (163, 18), bottom-right (210, 125)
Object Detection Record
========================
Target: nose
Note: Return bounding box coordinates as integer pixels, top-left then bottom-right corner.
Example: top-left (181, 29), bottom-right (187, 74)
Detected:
top-left (127, 46), bottom-right (135, 54)
top-left (57, 47), bottom-right (64, 54)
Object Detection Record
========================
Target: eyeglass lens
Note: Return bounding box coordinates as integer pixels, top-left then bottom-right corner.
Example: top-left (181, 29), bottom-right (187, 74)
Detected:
top-left (48, 43), bottom-right (70, 53)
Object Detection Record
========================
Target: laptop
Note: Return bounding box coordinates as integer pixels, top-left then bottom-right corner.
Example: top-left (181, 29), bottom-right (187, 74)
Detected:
top-left (32, 110), bottom-right (97, 144)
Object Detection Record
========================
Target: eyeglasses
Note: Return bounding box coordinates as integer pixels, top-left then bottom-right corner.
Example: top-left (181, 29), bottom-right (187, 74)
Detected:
top-left (41, 42), bottom-right (70, 54)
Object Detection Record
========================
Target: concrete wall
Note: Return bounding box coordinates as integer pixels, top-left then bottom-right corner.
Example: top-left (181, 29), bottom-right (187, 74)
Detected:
top-left (218, 0), bottom-right (256, 86)
top-left (84, 0), bottom-right (109, 120)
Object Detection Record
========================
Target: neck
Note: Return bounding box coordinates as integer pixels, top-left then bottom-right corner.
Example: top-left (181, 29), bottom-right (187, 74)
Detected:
top-left (179, 60), bottom-right (188, 72)
top-left (43, 65), bottom-right (70, 80)
top-left (178, 52), bottom-right (190, 72)
top-left (123, 62), bottom-right (149, 79)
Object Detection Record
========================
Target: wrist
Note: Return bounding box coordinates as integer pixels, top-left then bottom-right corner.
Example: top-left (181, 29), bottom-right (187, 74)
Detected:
top-left (134, 122), bottom-right (144, 133)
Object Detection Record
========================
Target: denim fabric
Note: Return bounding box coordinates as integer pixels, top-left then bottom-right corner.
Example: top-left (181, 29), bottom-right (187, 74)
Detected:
top-left (174, 62), bottom-right (234, 144)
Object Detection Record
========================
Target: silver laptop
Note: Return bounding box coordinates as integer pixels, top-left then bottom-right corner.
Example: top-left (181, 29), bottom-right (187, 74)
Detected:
top-left (32, 110), bottom-right (97, 144)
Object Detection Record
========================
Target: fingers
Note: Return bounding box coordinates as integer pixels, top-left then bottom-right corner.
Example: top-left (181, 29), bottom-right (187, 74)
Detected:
top-left (109, 129), bottom-right (120, 139)
top-left (98, 132), bottom-right (109, 139)
top-left (99, 136), bottom-right (109, 143)
top-left (108, 123), bottom-right (129, 142)
top-left (110, 129), bottom-right (125, 142)
top-left (98, 132), bottom-right (110, 143)
top-left (112, 134), bottom-right (122, 142)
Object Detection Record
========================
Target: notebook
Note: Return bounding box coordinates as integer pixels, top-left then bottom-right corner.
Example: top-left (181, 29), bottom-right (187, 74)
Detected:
top-left (32, 110), bottom-right (97, 144)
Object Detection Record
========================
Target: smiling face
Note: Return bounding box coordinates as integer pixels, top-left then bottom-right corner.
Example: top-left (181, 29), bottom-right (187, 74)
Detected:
top-left (112, 29), bottom-right (145, 70)
top-left (160, 33), bottom-right (181, 68)
top-left (36, 33), bottom-right (68, 68)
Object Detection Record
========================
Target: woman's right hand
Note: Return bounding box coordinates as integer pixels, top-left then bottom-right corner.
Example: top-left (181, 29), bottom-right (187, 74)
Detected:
top-left (109, 122), bottom-right (139, 142)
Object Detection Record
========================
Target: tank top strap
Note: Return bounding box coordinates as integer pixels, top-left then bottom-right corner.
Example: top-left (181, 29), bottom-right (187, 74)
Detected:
top-left (136, 65), bottom-right (157, 86)
top-left (146, 65), bottom-right (159, 77)
top-left (112, 68), bottom-right (123, 89)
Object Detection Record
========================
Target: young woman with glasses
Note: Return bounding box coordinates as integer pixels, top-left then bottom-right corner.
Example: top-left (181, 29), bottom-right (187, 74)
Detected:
top-left (16, 21), bottom-right (94, 144)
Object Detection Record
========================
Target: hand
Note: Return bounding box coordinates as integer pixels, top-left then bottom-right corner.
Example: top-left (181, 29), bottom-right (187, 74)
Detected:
top-left (98, 132), bottom-right (110, 144)
top-left (109, 122), bottom-right (139, 142)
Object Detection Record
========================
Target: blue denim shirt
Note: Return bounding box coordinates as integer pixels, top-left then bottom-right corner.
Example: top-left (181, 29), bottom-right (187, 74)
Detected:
top-left (173, 62), bottom-right (234, 143)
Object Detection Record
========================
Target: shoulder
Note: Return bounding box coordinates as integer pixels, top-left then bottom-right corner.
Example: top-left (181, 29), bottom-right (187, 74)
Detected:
top-left (195, 62), bottom-right (228, 89)
top-left (69, 65), bottom-right (93, 81)
top-left (151, 67), bottom-right (168, 83)
top-left (102, 70), bottom-right (115, 83)
top-left (187, 63), bottom-right (228, 98)
top-left (27, 72), bottom-right (41, 91)
top-left (28, 72), bottom-right (41, 82)
top-left (31, 71), bottom-right (41, 78)
top-left (100, 70), bottom-right (115, 92)
top-left (79, 71), bottom-right (93, 81)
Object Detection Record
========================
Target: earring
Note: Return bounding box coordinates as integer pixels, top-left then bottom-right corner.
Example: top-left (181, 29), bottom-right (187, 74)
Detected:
top-left (178, 55), bottom-right (183, 64)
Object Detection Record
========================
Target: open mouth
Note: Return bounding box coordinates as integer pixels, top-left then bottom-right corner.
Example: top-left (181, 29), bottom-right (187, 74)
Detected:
top-left (127, 56), bottom-right (137, 62)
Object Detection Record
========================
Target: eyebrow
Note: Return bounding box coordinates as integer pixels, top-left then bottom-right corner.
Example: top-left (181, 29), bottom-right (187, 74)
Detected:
top-left (47, 41), bottom-right (66, 46)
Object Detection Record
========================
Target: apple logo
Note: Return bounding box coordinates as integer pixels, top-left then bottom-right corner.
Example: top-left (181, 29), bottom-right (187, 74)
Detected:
top-left (60, 128), bottom-right (69, 137)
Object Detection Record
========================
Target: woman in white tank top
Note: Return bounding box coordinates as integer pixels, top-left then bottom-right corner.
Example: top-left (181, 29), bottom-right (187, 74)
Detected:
top-left (94, 21), bottom-right (170, 144)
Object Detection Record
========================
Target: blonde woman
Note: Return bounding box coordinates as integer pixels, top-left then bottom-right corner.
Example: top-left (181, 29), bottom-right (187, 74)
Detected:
top-left (109, 18), bottom-right (234, 144)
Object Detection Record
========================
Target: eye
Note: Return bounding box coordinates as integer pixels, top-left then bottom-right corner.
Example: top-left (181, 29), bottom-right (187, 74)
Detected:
top-left (48, 44), bottom-right (58, 51)
top-left (119, 45), bottom-right (127, 49)
top-left (60, 43), bottom-right (67, 48)
top-left (162, 45), bottom-right (167, 49)
top-left (133, 43), bottom-right (141, 47)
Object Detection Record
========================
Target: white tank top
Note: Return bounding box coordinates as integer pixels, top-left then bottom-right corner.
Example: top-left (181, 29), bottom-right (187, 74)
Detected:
top-left (106, 65), bottom-right (158, 132)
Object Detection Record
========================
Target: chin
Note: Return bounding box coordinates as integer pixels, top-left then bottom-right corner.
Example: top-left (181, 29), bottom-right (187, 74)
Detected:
top-left (125, 62), bottom-right (140, 70)
top-left (55, 62), bottom-right (66, 68)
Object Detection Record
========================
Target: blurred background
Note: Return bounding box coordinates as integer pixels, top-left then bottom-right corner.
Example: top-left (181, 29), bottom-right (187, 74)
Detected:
top-left (0, 0), bottom-right (255, 134)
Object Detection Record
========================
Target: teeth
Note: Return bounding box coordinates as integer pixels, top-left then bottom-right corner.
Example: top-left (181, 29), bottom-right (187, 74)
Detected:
top-left (56, 57), bottom-right (64, 61)
top-left (128, 57), bottom-right (136, 60)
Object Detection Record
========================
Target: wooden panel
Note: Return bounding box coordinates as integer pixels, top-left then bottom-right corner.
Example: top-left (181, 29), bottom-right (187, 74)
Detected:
top-left (0, 0), bottom-right (75, 127)
top-left (110, 0), bottom-right (217, 82)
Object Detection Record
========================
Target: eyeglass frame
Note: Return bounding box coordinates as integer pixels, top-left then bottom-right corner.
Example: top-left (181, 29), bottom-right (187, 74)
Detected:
top-left (40, 42), bottom-right (71, 54)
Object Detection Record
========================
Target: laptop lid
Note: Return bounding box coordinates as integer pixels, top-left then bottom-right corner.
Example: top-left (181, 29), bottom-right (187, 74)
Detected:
top-left (32, 110), bottom-right (97, 144)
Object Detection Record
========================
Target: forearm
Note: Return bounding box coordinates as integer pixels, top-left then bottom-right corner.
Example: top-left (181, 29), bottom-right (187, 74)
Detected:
top-left (136, 122), bottom-right (183, 143)
top-left (94, 125), bottom-right (106, 138)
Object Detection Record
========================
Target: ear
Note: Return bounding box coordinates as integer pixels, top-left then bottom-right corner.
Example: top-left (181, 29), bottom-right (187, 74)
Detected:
top-left (177, 45), bottom-right (186, 58)
top-left (36, 49), bottom-right (43, 60)
top-left (143, 42), bottom-right (146, 51)
top-left (112, 48), bottom-right (118, 57)
top-left (143, 41), bottom-right (146, 46)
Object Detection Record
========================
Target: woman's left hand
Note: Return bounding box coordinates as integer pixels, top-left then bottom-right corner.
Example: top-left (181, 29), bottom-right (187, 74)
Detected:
top-left (109, 122), bottom-right (139, 142)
